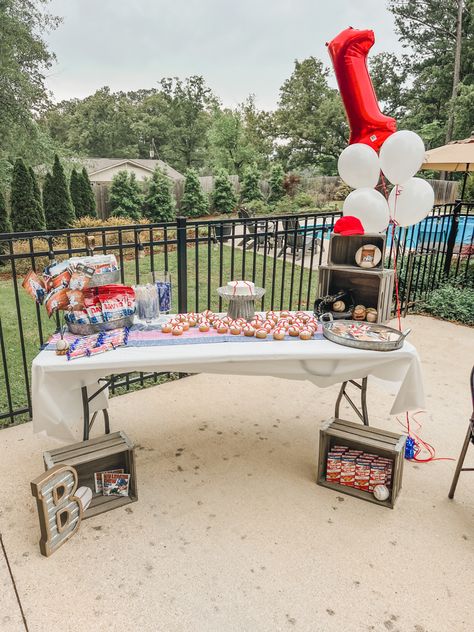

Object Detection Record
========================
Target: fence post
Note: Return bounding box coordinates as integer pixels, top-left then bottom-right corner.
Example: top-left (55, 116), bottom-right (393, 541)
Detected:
top-left (176, 216), bottom-right (188, 313)
top-left (443, 200), bottom-right (462, 276)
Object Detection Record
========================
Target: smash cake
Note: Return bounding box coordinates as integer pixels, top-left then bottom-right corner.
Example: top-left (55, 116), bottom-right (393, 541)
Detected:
top-left (227, 280), bottom-right (256, 296)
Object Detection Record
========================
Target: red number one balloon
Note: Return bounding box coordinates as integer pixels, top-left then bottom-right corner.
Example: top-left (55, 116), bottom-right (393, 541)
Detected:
top-left (327, 27), bottom-right (396, 151)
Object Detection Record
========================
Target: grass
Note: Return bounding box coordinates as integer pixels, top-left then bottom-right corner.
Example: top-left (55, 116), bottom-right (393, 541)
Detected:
top-left (0, 241), bottom-right (319, 427)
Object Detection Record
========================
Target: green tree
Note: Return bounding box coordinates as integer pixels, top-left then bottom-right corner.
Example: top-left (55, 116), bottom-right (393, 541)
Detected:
top-left (388, 0), bottom-right (474, 146)
top-left (43, 88), bottom-right (140, 157)
top-left (0, 1), bottom-right (59, 169)
top-left (208, 107), bottom-right (258, 174)
top-left (240, 164), bottom-right (262, 202)
top-left (212, 169), bottom-right (236, 214)
top-left (0, 189), bottom-right (11, 233)
top-left (43, 155), bottom-right (75, 230)
top-left (109, 171), bottom-right (143, 221)
top-left (10, 158), bottom-right (45, 232)
top-left (180, 169), bottom-right (208, 217)
top-left (274, 57), bottom-right (347, 172)
top-left (157, 76), bottom-right (217, 171)
top-left (80, 168), bottom-right (97, 217)
top-left (29, 166), bottom-right (43, 208)
top-left (0, 188), bottom-right (11, 262)
top-left (70, 168), bottom-right (83, 218)
top-left (144, 167), bottom-right (175, 222)
top-left (268, 164), bottom-right (285, 203)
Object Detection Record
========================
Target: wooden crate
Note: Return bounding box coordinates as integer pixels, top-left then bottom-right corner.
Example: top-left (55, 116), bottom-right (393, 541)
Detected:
top-left (327, 233), bottom-right (386, 269)
top-left (317, 418), bottom-right (406, 509)
top-left (318, 265), bottom-right (394, 323)
top-left (43, 431), bottom-right (137, 519)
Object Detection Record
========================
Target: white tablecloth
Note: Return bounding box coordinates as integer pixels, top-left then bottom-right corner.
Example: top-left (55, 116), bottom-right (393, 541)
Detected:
top-left (32, 335), bottom-right (425, 441)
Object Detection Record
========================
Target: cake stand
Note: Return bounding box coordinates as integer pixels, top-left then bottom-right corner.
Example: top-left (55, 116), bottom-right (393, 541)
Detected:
top-left (217, 286), bottom-right (265, 321)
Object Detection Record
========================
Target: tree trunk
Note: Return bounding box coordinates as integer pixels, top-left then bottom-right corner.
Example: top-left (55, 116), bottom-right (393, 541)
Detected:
top-left (445, 0), bottom-right (463, 144)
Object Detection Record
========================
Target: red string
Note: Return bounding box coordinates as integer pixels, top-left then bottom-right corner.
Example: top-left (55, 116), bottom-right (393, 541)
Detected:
top-left (396, 412), bottom-right (454, 463)
top-left (380, 175), bottom-right (450, 462)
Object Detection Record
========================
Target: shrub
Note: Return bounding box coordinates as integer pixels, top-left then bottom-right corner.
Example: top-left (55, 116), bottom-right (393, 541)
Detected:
top-left (212, 169), bottom-right (236, 214)
top-left (333, 180), bottom-right (351, 201)
top-left (10, 158), bottom-right (46, 232)
top-left (241, 164), bottom-right (262, 202)
top-left (268, 164), bottom-right (285, 203)
top-left (283, 173), bottom-right (301, 197)
top-left (43, 155), bottom-right (76, 229)
top-left (29, 167), bottom-right (43, 212)
top-left (0, 188), bottom-right (11, 263)
top-left (244, 200), bottom-right (271, 215)
top-left (70, 168), bottom-right (83, 217)
top-left (144, 167), bottom-right (175, 222)
top-left (0, 189), bottom-right (11, 233)
top-left (109, 171), bottom-right (143, 221)
top-left (81, 168), bottom-right (97, 217)
top-left (423, 283), bottom-right (474, 326)
top-left (180, 169), bottom-right (208, 217)
top-left (274, 196), bottom-right (298, 215)
top-left (294, 192), bottom-right (314, 208)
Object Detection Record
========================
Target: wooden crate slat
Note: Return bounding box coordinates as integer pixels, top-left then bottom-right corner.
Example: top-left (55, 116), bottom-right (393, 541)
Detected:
top-left (318, 266), bottom-right (394, 323)
top-left (45, 437), bottom-right (127, 464)
top-left (328, 233), bottom-right (387, 269)
top-left (44, 431), bottom-right (137, 519)
top-left (317, 418), bottom-right (405, 509)
top-left (330, 418), bottom-right (402, 441)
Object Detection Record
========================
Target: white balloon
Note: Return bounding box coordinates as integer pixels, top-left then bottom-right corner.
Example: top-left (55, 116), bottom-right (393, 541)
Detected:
top-left (388, 178), bottom-right (434, 228)
top-left (343, 187), bottom-right (390, 233)
top-left (379, 130), bottom-right (426, 185)
top-left (338, 144), bottom-right (380, 189)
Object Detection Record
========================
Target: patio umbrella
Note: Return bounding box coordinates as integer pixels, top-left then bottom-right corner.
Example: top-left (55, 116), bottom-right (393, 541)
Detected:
top-left (421, 133), bottom-right (474, 199)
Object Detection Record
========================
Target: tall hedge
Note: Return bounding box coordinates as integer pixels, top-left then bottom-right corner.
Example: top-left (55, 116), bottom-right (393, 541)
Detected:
top-left (180, 169), bottom-right (208, 217)
top-left (10, 159), bottom-right (45, 232)
top-left (81, 167), bottom-right (97, 217)
top-left (70, 168), bottom-right (82, 217)
top-left (0, 189), bottom-right (11, 263)
top-left (109, 170), bottom-right (143, 221)
top-left (144, 167), bottom-right (175, 222)
top-left (268, 164), bottom-right (285, 203)
top-left (241, 163), bottom-right (262, 202)
top-left (212, 169), bottom-right (236, 214)
top-left (0, 189), bottom-right (11, 233)
top-left (43, 155), bottom-right (76, 229)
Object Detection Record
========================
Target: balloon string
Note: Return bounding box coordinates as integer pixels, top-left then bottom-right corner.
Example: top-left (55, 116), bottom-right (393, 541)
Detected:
top-left (381, 175), bottom-right (401, 331)
top-left (396, 411), bottom-right (454, 463)
top-left (381, 175), bottom-right (450, 463)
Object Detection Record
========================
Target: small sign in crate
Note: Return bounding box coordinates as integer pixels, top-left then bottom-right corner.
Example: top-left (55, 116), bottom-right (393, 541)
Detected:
top-left (327, 233), bottom-right (387, 269)
top-left (43, 431), bottom-right (137, 519)
top-left (317, 418), bottom-right (406, 509)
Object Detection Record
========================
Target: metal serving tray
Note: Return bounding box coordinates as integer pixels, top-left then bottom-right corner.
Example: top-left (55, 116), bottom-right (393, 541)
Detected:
top-left (321, 316), bottom-right (410, 352)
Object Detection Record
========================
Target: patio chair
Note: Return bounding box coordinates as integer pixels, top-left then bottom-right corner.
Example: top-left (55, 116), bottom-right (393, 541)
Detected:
top-left (237, 207), bottom-right (274, 253)
top-left (276, 218), bottom-right (322, 260)
top-left (448, 366), bottom-right (474, 499)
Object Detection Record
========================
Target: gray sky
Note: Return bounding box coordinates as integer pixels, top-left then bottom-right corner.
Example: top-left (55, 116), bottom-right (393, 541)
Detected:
top-left (44, 0), bottom-right (404, 110)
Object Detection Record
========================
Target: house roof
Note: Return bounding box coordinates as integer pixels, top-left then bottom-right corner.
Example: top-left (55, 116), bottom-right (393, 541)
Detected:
top-left (83, 158), bottom-right (184, 180)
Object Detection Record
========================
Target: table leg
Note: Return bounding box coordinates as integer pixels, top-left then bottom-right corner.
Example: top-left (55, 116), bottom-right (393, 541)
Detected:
top-left (82, 384), bottom-right (112, 441)
top-left (334, 377), bottom-right (369, 425)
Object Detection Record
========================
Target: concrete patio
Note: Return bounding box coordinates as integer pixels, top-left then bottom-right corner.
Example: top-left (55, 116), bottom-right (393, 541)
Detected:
top-left (0, 315), bottom-right (473, 632)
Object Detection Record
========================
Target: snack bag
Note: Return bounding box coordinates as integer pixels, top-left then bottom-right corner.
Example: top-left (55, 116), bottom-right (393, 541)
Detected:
top-left (69, 263), bottom-right (95, 291)
top-left (22, 270), bottom-right (46, 304)
top-left (44, 288), bottom-right (69, 317)
top-left (66, 289), bottom-right (85, 310)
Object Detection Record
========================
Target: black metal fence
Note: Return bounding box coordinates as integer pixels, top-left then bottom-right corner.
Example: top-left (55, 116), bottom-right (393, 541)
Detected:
top-left (0, 202), bottom-right (472, 428)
